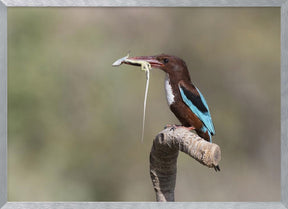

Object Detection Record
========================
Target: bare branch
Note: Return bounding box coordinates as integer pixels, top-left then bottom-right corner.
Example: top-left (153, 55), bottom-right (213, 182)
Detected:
top-left (149, 127), bottom-right (221, 202)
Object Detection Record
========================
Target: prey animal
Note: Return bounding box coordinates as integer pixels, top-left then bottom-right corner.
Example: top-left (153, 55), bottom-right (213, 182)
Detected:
top-left (113, 54), bottom-right (152, 142)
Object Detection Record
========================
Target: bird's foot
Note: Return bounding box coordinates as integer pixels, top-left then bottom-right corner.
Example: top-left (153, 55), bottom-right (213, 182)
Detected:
top-left (164, 124), bottom-right (173, 129)
top-left (164, 124), bottom-right (177, 131)
top-left (164, 124), bottom-right (195, 132)
top-left (183, 126), bottom-right (196, 131)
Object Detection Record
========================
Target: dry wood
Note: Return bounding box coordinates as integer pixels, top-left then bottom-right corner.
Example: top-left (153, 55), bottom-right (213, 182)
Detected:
top-left (149, 127), bottom-right (221, 202)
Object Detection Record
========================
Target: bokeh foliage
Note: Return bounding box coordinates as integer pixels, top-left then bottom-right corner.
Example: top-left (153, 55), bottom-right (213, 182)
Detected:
top-left (8, 8), bottom-right (280, 201)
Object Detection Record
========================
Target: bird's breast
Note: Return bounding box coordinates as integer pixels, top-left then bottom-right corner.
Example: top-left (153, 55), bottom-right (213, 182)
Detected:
top-left (164, 74), bottom-right (175, 105)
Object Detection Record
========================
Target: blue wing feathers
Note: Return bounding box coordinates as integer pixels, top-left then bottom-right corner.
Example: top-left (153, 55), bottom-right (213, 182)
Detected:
top-left (179, 85), bottom-right (215, 135)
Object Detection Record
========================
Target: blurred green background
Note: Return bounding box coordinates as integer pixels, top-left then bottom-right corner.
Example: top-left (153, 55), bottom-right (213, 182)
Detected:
top-left (7, 8), bottom-right (280, 201)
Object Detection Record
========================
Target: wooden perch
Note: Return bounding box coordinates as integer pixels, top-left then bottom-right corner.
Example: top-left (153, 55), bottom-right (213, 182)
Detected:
top-left (149, 127), bottom-right (221, 202)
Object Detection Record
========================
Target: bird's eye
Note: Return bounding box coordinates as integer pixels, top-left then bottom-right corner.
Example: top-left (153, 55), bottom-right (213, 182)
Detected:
top-left (163, 58), bottom-right (169, 64)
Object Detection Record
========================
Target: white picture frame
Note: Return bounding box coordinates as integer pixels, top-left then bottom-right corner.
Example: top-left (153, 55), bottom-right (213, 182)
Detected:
top-left (0, 0), bottom-right (287, 208)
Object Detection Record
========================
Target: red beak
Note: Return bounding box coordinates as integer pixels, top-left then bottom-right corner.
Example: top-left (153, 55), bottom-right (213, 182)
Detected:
top-left (124, 55), bottom-right (164, 68)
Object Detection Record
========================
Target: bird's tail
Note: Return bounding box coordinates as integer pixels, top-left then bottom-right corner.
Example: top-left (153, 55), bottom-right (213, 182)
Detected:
top-left (196, 128), bottom-right (212, 143)
top-left (208, 131), bottom-right (212, 143)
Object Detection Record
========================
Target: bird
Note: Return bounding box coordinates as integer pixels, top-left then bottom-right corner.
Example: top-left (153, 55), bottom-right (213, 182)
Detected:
top-left (125, 54), bottom-right (216, 143)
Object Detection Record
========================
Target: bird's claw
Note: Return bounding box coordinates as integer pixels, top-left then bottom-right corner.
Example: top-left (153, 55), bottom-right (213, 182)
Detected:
top-left (164, 124), bottom-right (176, 131)
top-left (169, 126), bottom-right (177, 131)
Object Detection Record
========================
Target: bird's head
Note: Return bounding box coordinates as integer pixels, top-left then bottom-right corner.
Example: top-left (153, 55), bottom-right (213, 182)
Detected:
top-left (126, 54), bottom-right (191, 81)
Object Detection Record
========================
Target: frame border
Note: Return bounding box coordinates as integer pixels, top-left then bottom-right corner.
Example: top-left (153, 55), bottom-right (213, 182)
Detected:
top-left (1, 1), bottom-right (287, 208)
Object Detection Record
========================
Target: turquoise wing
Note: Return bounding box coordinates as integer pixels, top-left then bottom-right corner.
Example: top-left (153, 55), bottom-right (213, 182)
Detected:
top-left (179, 84), bottom-right (215, 135)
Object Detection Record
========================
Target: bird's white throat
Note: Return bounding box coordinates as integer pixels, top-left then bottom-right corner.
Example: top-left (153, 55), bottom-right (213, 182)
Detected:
top-left (165, 74), bottom-right (175, 105)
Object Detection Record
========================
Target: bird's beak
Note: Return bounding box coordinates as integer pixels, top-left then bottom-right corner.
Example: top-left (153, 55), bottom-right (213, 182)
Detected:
top-left (124, 56), bottom-right (164, 68)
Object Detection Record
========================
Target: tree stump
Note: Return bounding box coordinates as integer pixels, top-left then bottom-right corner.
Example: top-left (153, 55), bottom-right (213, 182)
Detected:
top-left (149, 127), bottom-right (221, 202)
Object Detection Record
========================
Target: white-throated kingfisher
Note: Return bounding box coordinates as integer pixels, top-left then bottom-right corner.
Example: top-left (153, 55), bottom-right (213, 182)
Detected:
top-left (124, 54), bottom-right (216, 143)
